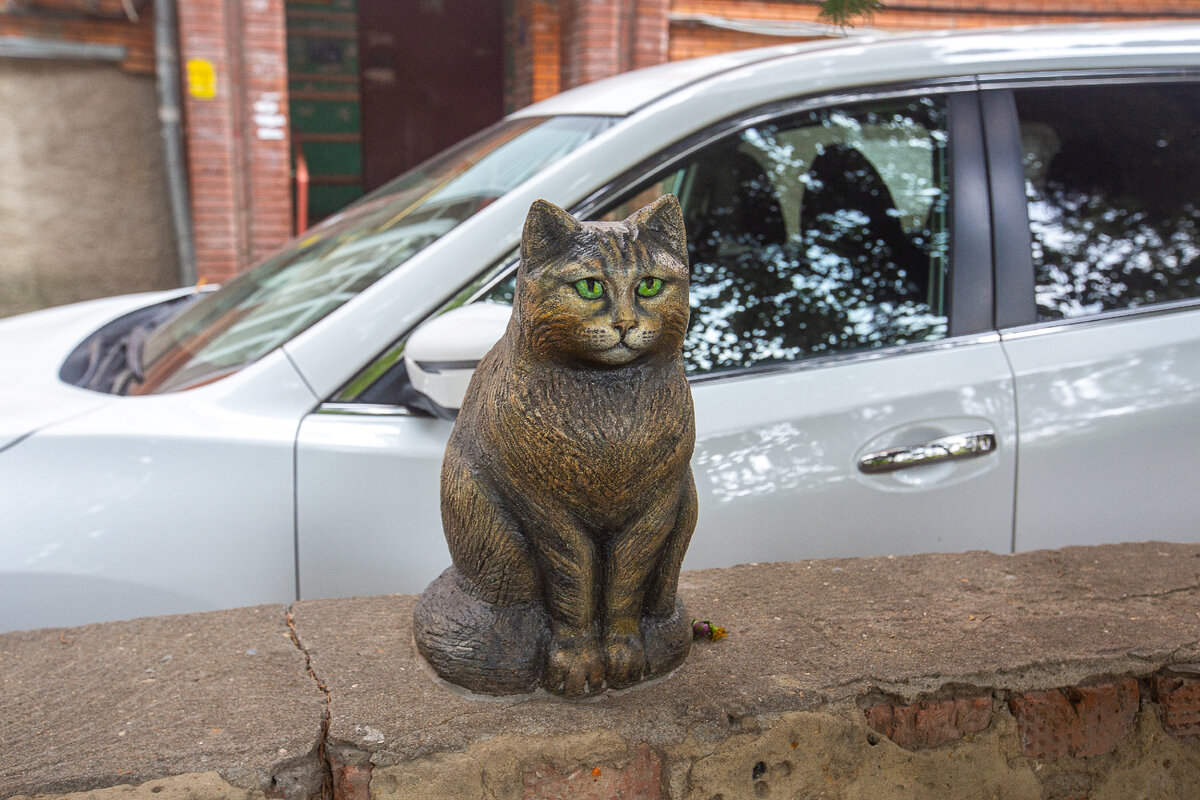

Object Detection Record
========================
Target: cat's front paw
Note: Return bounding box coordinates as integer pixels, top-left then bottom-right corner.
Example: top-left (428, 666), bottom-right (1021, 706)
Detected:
top-left (544, 636), bottom-right (604, 698)
top-left (603, 632), bottom-right (646, 690)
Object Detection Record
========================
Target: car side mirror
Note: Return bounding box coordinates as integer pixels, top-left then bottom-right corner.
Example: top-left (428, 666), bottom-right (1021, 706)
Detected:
top-left (404, 302), bottom-right (511, 420)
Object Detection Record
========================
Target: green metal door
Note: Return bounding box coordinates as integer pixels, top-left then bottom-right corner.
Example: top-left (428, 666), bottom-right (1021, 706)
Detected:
top-left (286, 0), bottom-right (364, 227)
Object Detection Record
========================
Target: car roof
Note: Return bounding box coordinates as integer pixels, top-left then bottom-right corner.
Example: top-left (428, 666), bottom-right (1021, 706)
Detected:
top-left (511, 22), bottom-right (1200, 119)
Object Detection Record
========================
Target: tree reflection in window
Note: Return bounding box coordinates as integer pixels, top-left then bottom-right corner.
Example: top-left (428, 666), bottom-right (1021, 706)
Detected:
top-left (603, 97), bottom-right (950, 376)
top-left (1018, 83), bottom-right (1200, 321)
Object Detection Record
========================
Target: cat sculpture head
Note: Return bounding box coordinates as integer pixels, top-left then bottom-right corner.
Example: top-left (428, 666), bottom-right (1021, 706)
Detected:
top-left (514, 195), bottom-right (690, 367)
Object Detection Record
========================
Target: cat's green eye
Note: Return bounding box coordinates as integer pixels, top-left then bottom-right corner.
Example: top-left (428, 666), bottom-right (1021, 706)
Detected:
top-left (637, 277), bottom-right (664, 298)
top-left (574, 278), bottom-right (604, 300)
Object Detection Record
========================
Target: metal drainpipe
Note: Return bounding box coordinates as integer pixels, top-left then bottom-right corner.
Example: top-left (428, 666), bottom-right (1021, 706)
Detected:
top-left (153, 0), bottom-right (197, 286)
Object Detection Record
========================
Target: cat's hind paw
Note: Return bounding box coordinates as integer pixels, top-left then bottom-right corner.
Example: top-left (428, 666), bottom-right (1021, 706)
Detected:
top-left (603, 632), bottom-right (646, 690)
top-left (642, 597), bottom-right (692, 679)
top-left (544, 636), bottom-right (605, 698)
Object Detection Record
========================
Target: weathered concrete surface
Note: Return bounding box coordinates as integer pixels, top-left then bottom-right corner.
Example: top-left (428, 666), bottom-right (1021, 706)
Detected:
top-left (3, 542), bottom-right (1199, 799)
top-left (7, 772), bottom-right (267, 800)
top-left (295, 542), bottom-right (1200, 766)
top-left (0, 605), bottom-right (326, 798)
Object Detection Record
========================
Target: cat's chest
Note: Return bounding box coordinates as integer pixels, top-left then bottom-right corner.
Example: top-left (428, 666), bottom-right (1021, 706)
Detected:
top-left (487, 364), bottom-right (691, 508)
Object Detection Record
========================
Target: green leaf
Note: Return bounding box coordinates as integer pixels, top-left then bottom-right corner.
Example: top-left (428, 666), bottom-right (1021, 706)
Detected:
top-left (817, 0), bottom-right (885, 27)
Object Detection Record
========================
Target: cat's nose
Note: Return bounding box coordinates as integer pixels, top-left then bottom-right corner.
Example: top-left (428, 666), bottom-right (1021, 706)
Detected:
top-left (612, 317), bottom-right (638, 337)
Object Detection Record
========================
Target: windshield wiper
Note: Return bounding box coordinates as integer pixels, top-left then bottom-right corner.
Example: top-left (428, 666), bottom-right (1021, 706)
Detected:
top-left (61, 292), bottom-right (204, 394)
top-left (78, 324), bottom-right (148, 395)
top-left (124, 324), bottom-right (148, 383)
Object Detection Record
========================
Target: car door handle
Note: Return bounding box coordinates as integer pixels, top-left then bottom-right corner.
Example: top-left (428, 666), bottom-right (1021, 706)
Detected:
top-left (858, 431), bottom-right (997, 474)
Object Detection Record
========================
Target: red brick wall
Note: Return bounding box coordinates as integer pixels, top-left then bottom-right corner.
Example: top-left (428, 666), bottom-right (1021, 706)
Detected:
top-left (509, 0), bottom-right (1198, 112)
top-left (669, 0), bottom-right (1200, 61)
top-left (178, 0), bottom-right (291, 284)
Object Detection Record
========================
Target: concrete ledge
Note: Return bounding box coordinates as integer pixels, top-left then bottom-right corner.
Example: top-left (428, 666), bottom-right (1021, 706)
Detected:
top-left (4, 542), bottom-right (1200, 799)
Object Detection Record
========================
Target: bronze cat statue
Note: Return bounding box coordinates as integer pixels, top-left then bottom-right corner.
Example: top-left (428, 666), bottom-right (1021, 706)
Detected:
top-left (413, 195), bottom-right (697, 697)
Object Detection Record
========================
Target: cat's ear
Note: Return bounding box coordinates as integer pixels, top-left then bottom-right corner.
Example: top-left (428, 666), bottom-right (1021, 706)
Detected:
top-left (626, 194), bottom-right (688, 267)
top-left (521, 199), bottom-right (581, 267)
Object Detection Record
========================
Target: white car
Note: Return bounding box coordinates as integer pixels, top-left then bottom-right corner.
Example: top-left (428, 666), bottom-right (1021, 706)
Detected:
top-left (4, 23), bottom-right (1200, 632)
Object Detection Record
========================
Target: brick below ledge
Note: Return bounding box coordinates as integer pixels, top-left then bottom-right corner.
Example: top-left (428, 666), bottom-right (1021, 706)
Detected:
top-left (3, 542), bottom-right (1200, 800)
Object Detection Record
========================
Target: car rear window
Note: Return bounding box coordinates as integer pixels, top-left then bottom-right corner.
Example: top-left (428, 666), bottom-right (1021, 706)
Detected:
top-left (1017, 81), bottom-right (1200, 321)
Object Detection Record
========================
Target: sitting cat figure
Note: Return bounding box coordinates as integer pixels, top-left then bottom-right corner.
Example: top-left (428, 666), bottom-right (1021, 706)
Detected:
top-left (413, 195), bottom-right (697, 697)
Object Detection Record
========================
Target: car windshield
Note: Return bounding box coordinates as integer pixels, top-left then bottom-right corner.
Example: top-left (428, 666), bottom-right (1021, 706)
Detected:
top-left (129, 115), bottom-right (616, 395)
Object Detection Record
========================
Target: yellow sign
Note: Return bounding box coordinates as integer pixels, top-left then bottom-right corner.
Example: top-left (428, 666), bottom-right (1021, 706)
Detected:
top-left (186, 59), bottom-right (217, 100)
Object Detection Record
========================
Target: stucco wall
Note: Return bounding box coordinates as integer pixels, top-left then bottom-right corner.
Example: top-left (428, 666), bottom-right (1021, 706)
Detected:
top-left (0, 58), bottom-right (179, 319)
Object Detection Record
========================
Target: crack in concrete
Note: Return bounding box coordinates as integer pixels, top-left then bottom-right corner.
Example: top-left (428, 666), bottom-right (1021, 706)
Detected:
top-left (286, 604), bottom-right (334, 800)
top-left (1168, 640), bottom-right (1200, 665)
top-left (464, 752), bottom-right (496, 800)
top-left (1120, 583), bottom-right (1200, 602)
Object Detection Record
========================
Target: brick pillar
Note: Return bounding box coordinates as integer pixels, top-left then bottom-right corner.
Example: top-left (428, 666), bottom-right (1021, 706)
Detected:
top-left (558, 0), bottom-right (668, 92)
top-left (507, 0), bottom-right (564, 111)
top-left (240, 4), bottom-right (293, 266)
top-left (632, 0), bottom-right (669, 69)
top-left (178, 0), bottom-right (291, 284)
top-left (560, 0), bottom-right (621, 89)
top-left (507, 0), bottom-right (565, 111)
top-left (531, 2), bottom-right (564, 102)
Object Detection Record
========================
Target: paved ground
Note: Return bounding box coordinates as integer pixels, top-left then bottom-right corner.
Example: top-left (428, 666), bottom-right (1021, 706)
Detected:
top-left (3, 541), bottom-right (1199, 798)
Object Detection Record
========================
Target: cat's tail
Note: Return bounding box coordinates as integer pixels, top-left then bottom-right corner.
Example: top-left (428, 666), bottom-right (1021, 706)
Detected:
top-left (413, 566), bottom-right (549, 695)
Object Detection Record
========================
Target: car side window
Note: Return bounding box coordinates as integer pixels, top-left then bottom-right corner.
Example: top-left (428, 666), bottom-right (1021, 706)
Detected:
top-left (599, 97), bottom-right (950, 376)
top-left (1016, 82), bottom-right (1200, 321)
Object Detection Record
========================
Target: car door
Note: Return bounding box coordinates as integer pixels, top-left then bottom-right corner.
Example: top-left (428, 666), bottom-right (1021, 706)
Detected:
top-left (587, 89), bottom-right (1017, 565)
top-left (293, 87), bottom-right (1018, 601)
top-left (984, 78), bottom-right (1200, 550)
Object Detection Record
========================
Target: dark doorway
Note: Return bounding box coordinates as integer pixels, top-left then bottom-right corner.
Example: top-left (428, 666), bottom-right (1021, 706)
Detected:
top-left (358, 0), bottom-right (506, 192)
